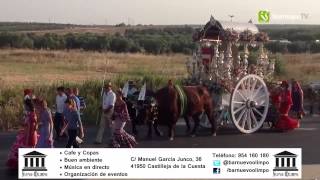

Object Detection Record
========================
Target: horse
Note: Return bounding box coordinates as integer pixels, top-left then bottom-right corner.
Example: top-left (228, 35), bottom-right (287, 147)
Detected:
top-left (154, 82), bottom-right (217, 140)
top-left (125, 90), bottom-right (163, 138)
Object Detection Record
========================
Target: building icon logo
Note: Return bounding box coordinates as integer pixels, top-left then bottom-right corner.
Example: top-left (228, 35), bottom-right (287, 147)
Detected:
top-left (274, 151), bottom-right (298, 172)
top-left (22, 151), bottom-right (47, 171)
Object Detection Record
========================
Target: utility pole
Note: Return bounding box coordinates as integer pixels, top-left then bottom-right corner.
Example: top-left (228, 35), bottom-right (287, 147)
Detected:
top-left (229, 15), bottom-right (235, 22)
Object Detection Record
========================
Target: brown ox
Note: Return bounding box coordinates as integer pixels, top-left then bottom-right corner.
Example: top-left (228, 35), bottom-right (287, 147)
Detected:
top-left (155, 83), bottom-right (217, 140)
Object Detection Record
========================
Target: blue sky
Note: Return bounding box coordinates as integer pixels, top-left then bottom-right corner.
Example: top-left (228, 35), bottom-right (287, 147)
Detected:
top-left (0, 0), bottom-right (319, 25)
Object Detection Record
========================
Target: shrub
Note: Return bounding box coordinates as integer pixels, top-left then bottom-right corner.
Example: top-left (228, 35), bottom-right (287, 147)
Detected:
top-left (110, 37), bottom-right (132, 52)
top-left (139, 38), bottom-right (166, 54)
top-left (17, 35), bottom-right (34, 49)
top-left (274, 54), bottom-right (286, 76)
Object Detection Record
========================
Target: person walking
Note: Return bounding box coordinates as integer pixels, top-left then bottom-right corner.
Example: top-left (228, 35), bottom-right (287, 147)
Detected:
top-left (111, 90), bottom-right (137, 148)
top-left (23, 89), bottom-right (34, 124)
top-left (95, 82), bottom-right (116, 144)
top-left (36, 99), bottom-right (54, 148)
top-left (66, 88), bottom-right (80, 111)
top-left (61, 98), bottom-right (84, 148)
top-left (7, 99), bottom-right (38, 170)
top-left (291, 80), bottom-right (305, 119)
top-left (54, 86), bottom-right (67, 140)
top-left (274, 81), bottom-right (300, 132)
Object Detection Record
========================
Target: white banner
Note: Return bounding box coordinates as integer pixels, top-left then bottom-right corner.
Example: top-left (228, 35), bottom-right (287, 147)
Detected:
top-left (18, 148), bottom-right (302, 179)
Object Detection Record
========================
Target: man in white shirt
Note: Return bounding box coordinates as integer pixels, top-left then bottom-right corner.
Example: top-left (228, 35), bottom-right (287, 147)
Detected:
top-left (55, 86), bottom-right (67, 140)
top-left (95, 82), bottom-right (116, 144)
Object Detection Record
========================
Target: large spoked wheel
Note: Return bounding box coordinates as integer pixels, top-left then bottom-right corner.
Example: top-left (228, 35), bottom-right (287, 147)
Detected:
top-left (230, 74), bottom-right (269, 133)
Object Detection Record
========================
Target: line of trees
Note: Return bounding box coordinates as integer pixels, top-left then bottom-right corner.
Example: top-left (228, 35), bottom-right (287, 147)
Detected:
top-left (0, 27), bottom-right (196, 54)
top-left (265, 41), bottom-right (320, 54)
top-left (1, 26), bottom-right (320, 54)
top-left (261, 27), bottom-right (320, 42)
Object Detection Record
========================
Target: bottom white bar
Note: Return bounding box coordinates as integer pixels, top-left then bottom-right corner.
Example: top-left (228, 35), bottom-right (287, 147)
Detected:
top-left (18, 148), bottom-right (302, 179)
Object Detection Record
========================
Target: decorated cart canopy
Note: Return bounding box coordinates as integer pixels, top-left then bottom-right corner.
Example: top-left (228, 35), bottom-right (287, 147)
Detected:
top-left (193, 18), bottom-right (259, 41)
top-left (187, 16), bottom-right (275, 134)
top-left (187, 16), bottom-right (273, 88)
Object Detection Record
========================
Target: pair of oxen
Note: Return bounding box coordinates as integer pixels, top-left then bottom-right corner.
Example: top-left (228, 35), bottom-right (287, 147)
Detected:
top-left (126, 83), bottom-right (217, 141)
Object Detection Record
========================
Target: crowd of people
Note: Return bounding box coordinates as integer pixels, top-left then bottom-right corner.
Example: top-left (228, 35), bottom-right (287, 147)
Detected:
top-left (6, 83), bottom-right (137, 170)
top-left (94, 82), bottom-right (137, 147)
top-left (5, 78), bottom-right (306, 170)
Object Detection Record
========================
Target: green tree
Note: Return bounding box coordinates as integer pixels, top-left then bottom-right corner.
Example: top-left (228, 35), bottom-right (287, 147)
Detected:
top-left (110, 37), bottom-right (131, 52)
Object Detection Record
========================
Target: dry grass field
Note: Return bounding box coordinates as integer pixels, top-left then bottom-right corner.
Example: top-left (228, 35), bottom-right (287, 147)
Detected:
top-left (280, 53), bottom-right (320, 83)
top-left (0, 49), bottom-right (188, 86)
top-left (0, 50), bottom-right (320, 85)
top-left (0, 49), bottom-right (319, 86)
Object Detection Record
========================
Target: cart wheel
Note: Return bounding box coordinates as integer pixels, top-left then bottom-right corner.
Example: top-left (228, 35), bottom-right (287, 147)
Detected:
top-left (230, 74), bottom-right (269, 133)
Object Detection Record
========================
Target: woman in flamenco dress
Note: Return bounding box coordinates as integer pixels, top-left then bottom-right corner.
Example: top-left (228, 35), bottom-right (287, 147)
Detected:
top-left (111, 90), bottom-right (137, 148)
top-left (6, 98), bottom-right (38, 170)
top-left (274, 81), bottom-right (300, 132)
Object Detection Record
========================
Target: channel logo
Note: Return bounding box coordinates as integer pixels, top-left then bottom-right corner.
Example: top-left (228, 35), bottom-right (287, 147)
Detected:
top-left (258, 10), bottom-right (270, 23)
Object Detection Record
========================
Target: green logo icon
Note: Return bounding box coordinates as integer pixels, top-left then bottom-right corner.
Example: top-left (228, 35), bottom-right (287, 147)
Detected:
top-left (258, 10), bottom-right (270, 23)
